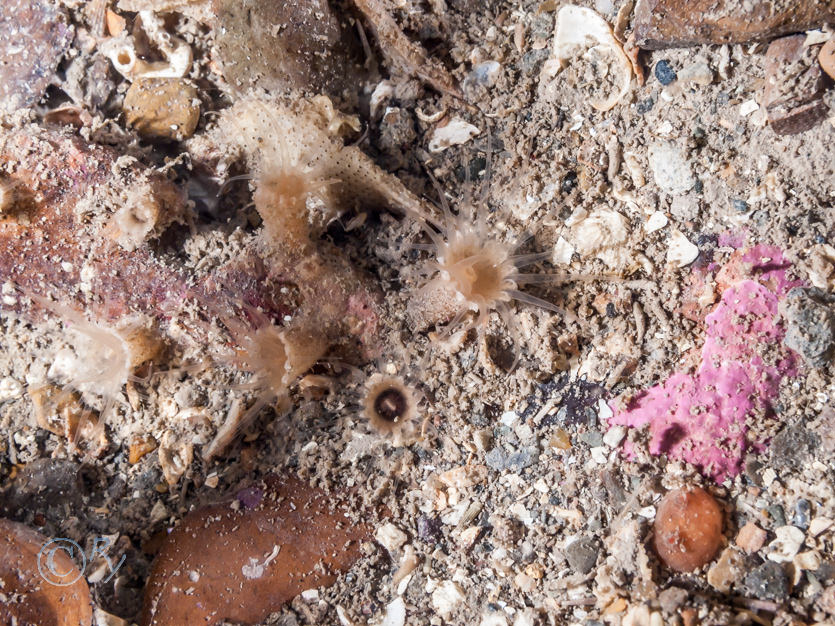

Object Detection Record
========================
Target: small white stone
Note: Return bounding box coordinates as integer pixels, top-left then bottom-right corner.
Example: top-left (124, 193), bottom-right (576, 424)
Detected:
top-left (648, 142), bottom-right (695, 194)
top-left (809, 517), bottom-right (833, 537)
top-left (513, 610), bottom-right (538, 626)
top-left (804, 29), bottom-right (831, 46)
top-left (657, 120), bottom-right (674, 135)
top-left (431, 580), bottom-right (465, 618)
top-left (375, 523), bottom-right (408, 554)
top-left (762, 467), bottom-right (777, 488)
top-left (739, 99), bottom-right (759, 117)
top-left (637, 505), bottom-right (657, 519)
top-left (590, 446), bottom-right (608, 464)
top-left (666, 230), bottom-right (699, 267)
top-left (553, 236), bottom-right (575, 265)
top-left (533, 478), bottom-right (549, 493)
top-left (603, 426), bottom-right (626, 448)
top-left (508, 502), bottom-right (534, 527)
top-left (301, 589), bottom-right (319, 601)
top-left (597, 398), bottom-right (613, 421)
top-left (428, 118), bottom-right (480, 153)
top-left (570, 208), bottom-right (631, 268)
top-left (645, 211), bottom-right (668, 233)
top-left (458, 526), bottom-right (481, 548)
top-left (336, 605), bottom-right (355, 626)
top-left (93, 608), bottom-right (129, 626)
top-left (766, 525), bottom-right (805, 563)
top-left (623, 604), bottom-right (651, 626)
top-left (794, 550), bottom-right (821, 572)
top-left (380, 597), bottom-right (406, 626)
top-left (0, 377), bottom-right (23, 401)
top-left (678, 62), bottom-right (713, 86)
top-left (149, 500), bottom-right (168, 524)
top-left (500, 411), bottom-right (519, 426)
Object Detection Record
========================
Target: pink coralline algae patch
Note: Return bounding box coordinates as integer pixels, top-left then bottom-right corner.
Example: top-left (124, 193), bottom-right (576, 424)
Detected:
top-left (610, 245), bottom-right (802, 482)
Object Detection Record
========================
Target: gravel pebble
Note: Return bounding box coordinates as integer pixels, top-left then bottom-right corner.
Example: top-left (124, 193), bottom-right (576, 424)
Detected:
top-left (743, 561), bottom-right (790, 601)
top-left (564, 536), bottom-right (600, 575)
top-left (781, 288), bottom-right (835, 368)
top-left (654, 60), bottom-right (677, 85)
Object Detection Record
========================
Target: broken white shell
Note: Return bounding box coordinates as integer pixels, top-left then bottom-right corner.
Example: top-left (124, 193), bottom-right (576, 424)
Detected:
top-left (428, 117), bottom-right (481, 153)
top-left (570, 208), bottom-right (631, 268)
top-left (553, 236), bottom-right (575, 265)
top-left (430, 580), bottom-right (465, 618)
top-left (666, 229), bottom-right (699, 268)
top-left (379, 597), bottom-right (406, 626)
top-left (546, 5), bottom-right (632, 111)
top-left (101, 11), bottom-right (192, 81)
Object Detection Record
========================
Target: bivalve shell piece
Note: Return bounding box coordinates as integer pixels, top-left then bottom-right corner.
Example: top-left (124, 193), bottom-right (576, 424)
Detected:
top-left (428, 118), bottom-right (481, 153)
top-left (542, 5), bottom-right (632, 111)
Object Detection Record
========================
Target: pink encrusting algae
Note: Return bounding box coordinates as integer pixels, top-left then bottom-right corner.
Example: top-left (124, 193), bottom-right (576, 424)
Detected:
top-left (609, 245), bottom-right (803, 482)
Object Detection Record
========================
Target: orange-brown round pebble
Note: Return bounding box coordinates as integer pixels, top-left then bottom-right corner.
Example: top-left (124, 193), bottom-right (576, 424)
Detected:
top-left (0, 518), bottom-right (93, 625)
top-left (820, 39), bottom-right (835, 81)
top-left (653, 486), bottom-right (723, 572)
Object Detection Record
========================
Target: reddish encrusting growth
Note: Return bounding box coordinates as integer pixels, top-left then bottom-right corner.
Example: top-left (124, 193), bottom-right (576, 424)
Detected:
top-left (0, 124), bottom-right (381, 357)
top-left (653, 487), bottom-right (724, 572)
top-left (0, 126), bottom-right (191, 322)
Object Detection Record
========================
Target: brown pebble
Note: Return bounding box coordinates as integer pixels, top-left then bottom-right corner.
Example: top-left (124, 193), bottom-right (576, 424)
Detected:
top-left (128, 435), bottom-right (158, 464)
top-left (633, 0), bottom-right (835, 50)
top-left (735, 521), bottom-right (767, 553)
top-left (141, 474), bottom-right (371, 625)
top-left (763, 35), bottom-right (830, 135)
top-left (0, 518), bottom-right (93, 625)
top-left (681, 607), bottom-right (700, 626)
top-left (124, 78), bottom-right (200, 141)
top-left (653, 486), bottom-right (723, 572)
top-left (821, 39), bottom-right (835, 81)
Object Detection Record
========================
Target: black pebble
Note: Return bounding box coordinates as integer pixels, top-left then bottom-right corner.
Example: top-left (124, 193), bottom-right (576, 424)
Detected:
top-left (636, 97), bottom-right (655, 114)
top-left (654, 60), bottom-right (677, 85)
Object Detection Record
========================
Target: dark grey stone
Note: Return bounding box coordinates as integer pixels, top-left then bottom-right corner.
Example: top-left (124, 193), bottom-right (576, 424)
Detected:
top-left (743, 561), bottom-right (790, 601)
top-left (485, 447), bottom-right (507, 471)
top-left (565, 536), bottom-right (600, 575)
top-left (506, 448), bottom-right (537, 470)
top-left (781, 287), bottom-right (835, 367)
top-left (770, 424), bottom-right (820, 471)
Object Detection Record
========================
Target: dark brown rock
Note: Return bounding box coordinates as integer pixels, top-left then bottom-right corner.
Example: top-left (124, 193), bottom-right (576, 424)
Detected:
top-left (763, 35), bottom-right (831, 135)
top-left (141, 475), bottom-right (371, 626)
top-left (212, 0), bottom-right (365, 100)
top-left (0, 0), bottom-right (73, 112)
top-left (633, 0), bottom-right (835, 50)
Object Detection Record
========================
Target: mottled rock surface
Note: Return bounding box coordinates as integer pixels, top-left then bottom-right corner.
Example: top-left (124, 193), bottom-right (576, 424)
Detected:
top-left (633, 0), bottom-right (835, 49)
